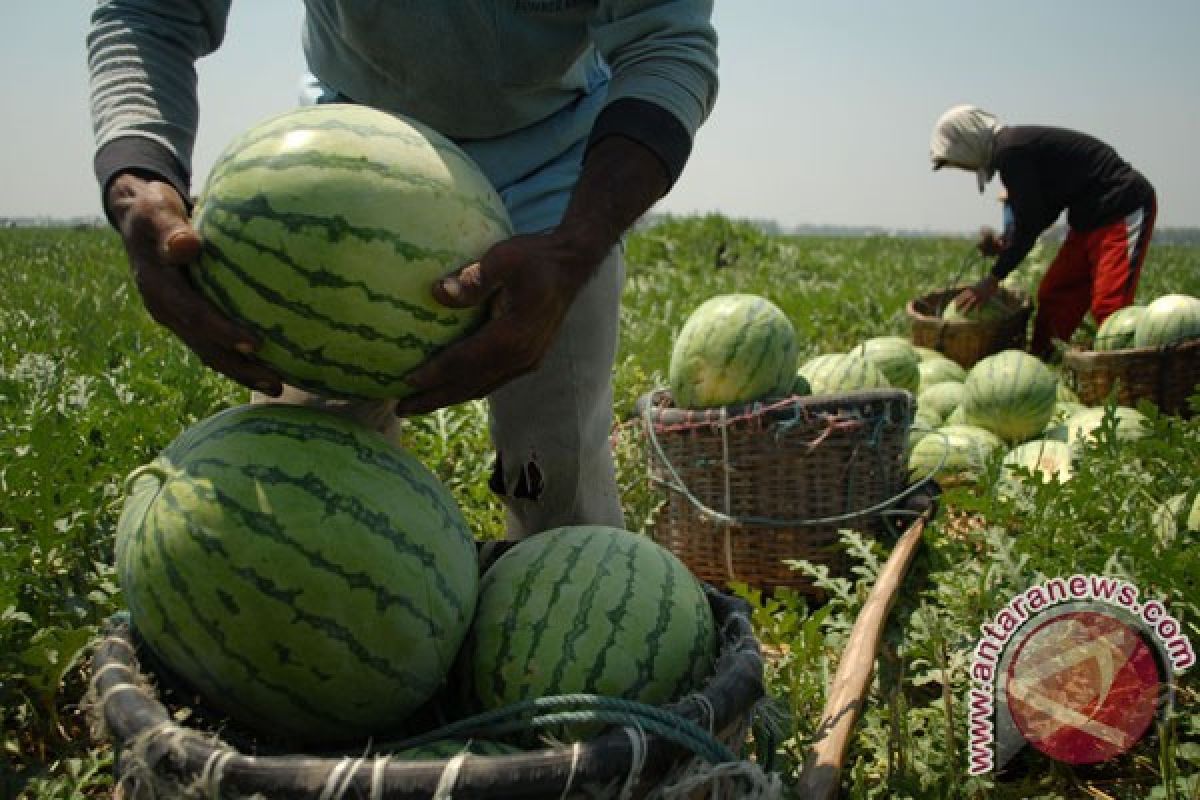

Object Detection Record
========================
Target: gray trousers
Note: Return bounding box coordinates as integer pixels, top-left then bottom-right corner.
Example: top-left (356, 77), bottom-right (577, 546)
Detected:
top-left (252, 248), bottom-right (626, 540)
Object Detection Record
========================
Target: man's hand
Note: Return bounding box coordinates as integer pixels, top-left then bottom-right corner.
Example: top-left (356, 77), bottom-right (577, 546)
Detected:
top-left (391, 232), bottom-right (598, 416)
top-left (976, 225), bottom-right (1008, 257)
top-left (954, 274), bottom-right (1001, 314)
top-left (107, 171), bottom-right (282, 395)
top-left (392, 134), bottom-right (669, 417)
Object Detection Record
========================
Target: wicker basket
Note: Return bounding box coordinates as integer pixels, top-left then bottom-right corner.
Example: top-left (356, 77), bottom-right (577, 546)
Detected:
top-left (89, 587), bottom-right (770, 799)
top-left (638, 388), bottom-right (913, 596)
top-left (906, 286), bottom-right (1033, 368)
top-left (1061, 337), bottom-right (1200, 417)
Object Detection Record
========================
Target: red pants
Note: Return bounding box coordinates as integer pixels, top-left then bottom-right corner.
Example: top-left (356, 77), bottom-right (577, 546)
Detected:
top-left (1032, 196), bottom-right (1157, 356)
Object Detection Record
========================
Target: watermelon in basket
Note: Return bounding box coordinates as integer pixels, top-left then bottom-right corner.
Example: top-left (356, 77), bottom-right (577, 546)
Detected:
top-left (906, 286), bottom-right (1032, 369)
top-left (92, 404), bottom-right (776, 798)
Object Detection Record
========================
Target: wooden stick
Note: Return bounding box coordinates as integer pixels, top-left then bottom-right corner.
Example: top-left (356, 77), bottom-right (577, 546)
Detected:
top-left (798, 510), bottom-right (930, 799)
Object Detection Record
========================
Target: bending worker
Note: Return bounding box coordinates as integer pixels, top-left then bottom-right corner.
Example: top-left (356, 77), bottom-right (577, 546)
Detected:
top-left (87, 1), bottom-right (718, 539)
top-left (930, 104), bottom-right (1156, 358)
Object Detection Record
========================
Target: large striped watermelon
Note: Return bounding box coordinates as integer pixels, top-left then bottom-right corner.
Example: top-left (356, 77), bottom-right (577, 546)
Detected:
top-left (961, 350), bottom-right (1058, 444)
top-left (907, 423), bottom-right (1004, 487)
top-left (115, 404), bottom-right (478, 743)
top-left (1063, 405), bottom-right (1149, 458)
top-left (917, 356), bottom-right (967, 393)
top-left (917, 380), bottom-right (965, 421)
top-left (852, 336), bottom-right (921, 395)
top-left (668, 294), bottom-right (798, 409)
top-left (799, 352), bottom-right (890, 395)
top-left (1093, 305), bottom-right (1144, 351)
top-left (190, 104), bottom-right (513, 399)
top-left (1132, 294), bottom-right (1200, 348)
top-left (459, 526), bottom-right (715, 739)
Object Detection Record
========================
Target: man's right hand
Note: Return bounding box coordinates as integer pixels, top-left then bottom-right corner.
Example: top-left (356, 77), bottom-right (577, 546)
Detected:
top-left (107, 171), bottom-right (282, 395)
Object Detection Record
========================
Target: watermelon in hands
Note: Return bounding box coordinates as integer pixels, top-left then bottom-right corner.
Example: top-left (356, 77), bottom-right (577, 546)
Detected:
top-left (191, 104), bottom-right (513, 399)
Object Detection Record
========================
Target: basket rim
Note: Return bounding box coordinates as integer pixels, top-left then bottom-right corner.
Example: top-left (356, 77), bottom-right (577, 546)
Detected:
top-left (905, 285), bottom-right (1032, 325)
top-left (90, 587), bottom-right (763, 799)
top-left (636, 386), bottom-right (913, 429)
top-left (1063, 335), bottom-right (1200, 367)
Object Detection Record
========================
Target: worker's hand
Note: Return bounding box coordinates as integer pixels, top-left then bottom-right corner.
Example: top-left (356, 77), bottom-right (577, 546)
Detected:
top-left (954, 274), bottom-right (1001, 314)
top-left (976, 226), bottom-right (1008, 257)
top-left (392, 232), bottom-right (599, 416)
top-left (107, 171), bottom-right (282, 395)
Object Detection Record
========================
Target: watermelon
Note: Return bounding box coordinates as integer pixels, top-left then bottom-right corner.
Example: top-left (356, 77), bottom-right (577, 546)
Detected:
top-left (115, 404), bottom-right (478, 743)
top-left (1133, 294), bottom-right (1200, 348)
top-left (1042, 401), bottom-right (1087, 441)
top-left (1056, 381), bottom-right (1080, 404)
top-left (913, 345), bottom-right (946, 362)
top-left (941, 294), bottom-right (1011, 322)
top-left (917, 356), bottom-right (967, 393)
top-left (668, 294), bottom-right (798, 409)
top-left (1000, 439), bottom-right (1074, 484)
top-left (918, 381), bottom-right (965, 421)
top-left (800, 352), bottom-right (890, 395)
top-left (1093, 306), bottom-right (1145, 351)
top-left (852, 336), bottom-right (920, 394)
top-left (907, 423), bottom-right (1004, 487)
top-left (908, 408), bottom-right (944, 454)
top-left (460, 526), bottom-right (715, 739)
top-left (1064, 406), bottom-right (1149, 457)
top-left (961, 350), bottom-right (1058, 444)
top-left (190, 104), bottom-right (513, 399)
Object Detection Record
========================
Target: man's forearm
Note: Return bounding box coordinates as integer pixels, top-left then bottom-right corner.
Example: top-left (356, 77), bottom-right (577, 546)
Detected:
top-left (554, 135), bottom-right (670, 278)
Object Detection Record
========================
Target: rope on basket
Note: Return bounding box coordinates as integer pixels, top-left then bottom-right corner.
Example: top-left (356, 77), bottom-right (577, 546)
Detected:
top-left (641, 388), bottom-right (936, 530)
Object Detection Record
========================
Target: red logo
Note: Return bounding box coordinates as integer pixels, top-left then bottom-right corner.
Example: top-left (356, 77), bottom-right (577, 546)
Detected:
top-left (1005, 610), bottom-right (1163, 764)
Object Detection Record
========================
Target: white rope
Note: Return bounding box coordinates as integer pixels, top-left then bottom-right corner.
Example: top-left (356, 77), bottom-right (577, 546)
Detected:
top-left (199, 747), bottom-right (234, 800)
top-left (369, 756), bottom-right (390, 800)
top-left (319, 756), bottom-right (367, 800)
top-left (717, 406), bottom-right (739, 583)
top-left (557, 741), bottom-right (583, 800)
top-left (94, 679), bottom-right (150, 709)
top-left (618, 724), bottom-right (648, 800)
top-left (432, 752), bottom-right (468, 800)
top-left (657, 760), bottom-right (784, 799)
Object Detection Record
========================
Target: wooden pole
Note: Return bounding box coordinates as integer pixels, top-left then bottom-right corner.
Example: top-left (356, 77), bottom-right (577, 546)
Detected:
top-left (798, 510), bottom-right (930, 799)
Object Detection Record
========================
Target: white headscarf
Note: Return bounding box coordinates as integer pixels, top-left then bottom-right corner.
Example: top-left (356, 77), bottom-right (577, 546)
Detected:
top-left (929, 105), bottom-right (1004, 193)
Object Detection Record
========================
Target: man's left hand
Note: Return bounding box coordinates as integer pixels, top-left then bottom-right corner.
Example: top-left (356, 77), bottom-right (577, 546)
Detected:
top-left (954, 274), bottom-right (1001, 313)
top-left (392, 233), bottom-right (598, 416)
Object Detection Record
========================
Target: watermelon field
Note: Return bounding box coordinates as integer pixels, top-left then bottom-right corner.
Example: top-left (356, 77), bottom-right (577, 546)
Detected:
top-left (3, 217), bottom-right (1199, 798)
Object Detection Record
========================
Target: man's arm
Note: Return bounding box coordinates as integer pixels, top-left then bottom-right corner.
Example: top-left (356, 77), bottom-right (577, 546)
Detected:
top-left (392, 134), bottom-right (668, 415)
top-left (88, 1), bottom-right (280, 393)
top-left (392, 1), bottom-right (718, 415)
top-left (89, 0), bottom-right (232, 215)
top-left (989, 161), bottom-right (1055, 281)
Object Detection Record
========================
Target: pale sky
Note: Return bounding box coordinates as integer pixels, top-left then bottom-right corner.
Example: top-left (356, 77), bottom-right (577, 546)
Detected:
top-left (4, 2), bottom-right (1199, 232)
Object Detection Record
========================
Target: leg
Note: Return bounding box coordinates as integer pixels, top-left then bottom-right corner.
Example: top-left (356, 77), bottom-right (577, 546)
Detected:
top-left (1089, 197), bottom-right (1156, 326)
top-left (250, 385), bottom-right (400, 438)
top-left (486, 247), bottom-right (626, 539)
top-left (1031, 231), bottom-right (1092, 357)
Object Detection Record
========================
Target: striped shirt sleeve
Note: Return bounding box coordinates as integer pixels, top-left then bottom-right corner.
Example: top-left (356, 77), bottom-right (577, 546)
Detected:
top-left (87, 0), bottom-right (233, 208)
top-left (587, 0), bottom-right (719, 184)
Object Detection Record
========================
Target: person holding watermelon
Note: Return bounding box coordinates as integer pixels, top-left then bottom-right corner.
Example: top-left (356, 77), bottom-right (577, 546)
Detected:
top-left (929, 105), bottom-right (1157, 359)
top-left (87, 1), bottom-right (718, 540)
